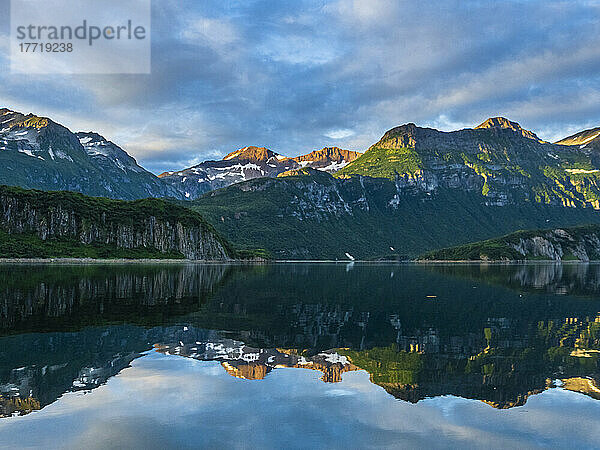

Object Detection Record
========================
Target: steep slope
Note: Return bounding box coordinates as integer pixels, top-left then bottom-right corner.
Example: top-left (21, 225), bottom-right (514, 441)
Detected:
top-left (336, 117), bottom-right (600, 208)
top-left (290, 147), bottom-right (361, 172)
top-left (185, 119), bottom-right (600, 260)
top-left (0, 185), bottom-right (230, 259)
top-left (0, 108), bottom-right (182, 200)
top-left (75, 132), bottom-right (183, 199)
top-left (159, 146), bottom-right (298, 199)
top-left (420, 225), bottom-right (600, 261)
top-left (222, 146), bottom-right (281, 162)
top-left (556, 126), bottom-right (600, 167)
top-left (475, 116), bottom-right (544, 141)
top-left (556, 127), bottom-right (600, 147)
top-left (190, 170), bottom-right (600, 259)
top-left (160, 146), bottom-right (361, 199)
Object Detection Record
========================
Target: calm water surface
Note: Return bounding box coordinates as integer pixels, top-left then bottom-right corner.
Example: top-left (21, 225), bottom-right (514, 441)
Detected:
top-left (0, 262), bottom-right (600, 449)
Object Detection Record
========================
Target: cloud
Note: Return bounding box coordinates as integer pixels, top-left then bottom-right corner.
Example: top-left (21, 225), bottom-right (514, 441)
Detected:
top-left (1, 0), bottom-right (600, 171)
top-left (326, 0), bottom-right (403, 28)
top-left (1, 353), bottom-right (600, 449)
top-left (325, 128), bottom-right (354, 139)
top-left (180, 17), bottom-right (239, 48)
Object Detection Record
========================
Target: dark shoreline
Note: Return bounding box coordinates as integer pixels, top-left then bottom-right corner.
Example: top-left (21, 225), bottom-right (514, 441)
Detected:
top-left (0, 258), bottom-right (596, 264)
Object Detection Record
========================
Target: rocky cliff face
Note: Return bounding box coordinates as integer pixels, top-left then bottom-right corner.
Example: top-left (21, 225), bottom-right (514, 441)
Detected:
top-left (0, 186), bottom-right (230, 260)
top-left (422, 225), bottom-right (600, 261)
top-left (508, 228), bottom-right (600, 261)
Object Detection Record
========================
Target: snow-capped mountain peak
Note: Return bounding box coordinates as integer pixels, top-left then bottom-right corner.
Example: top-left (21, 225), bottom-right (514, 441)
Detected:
top-left (0, 107), bottom-right (184, 200)
top-left (160, 146), bottom-right (362, 199)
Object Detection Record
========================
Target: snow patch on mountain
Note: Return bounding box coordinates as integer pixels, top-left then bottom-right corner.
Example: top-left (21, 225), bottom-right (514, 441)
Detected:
top-left (77, 132), bottom-right (145, 174)
top-left (160, 146), bottom-right (362, 199)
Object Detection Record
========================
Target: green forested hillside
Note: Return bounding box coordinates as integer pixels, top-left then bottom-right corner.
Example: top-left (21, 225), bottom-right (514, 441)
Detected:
top-left (335, 119), bottom-right (600, 208)
top-left (190, 172), bottom-right (600, 259)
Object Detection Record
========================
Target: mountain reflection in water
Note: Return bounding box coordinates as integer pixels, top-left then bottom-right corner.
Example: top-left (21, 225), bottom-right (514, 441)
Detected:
top-left (0, 262), bottom-right (599, 418)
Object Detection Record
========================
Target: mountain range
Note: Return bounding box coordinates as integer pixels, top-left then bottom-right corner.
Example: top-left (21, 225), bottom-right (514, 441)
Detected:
top-left (0, 108), bottom-right (362, 200)
top-left (158, 145), bottom-right (361, 199)
top-left (190, 117), bottom-right (600, 258)
top-left (336, 117), bottom-right (600, 207)
top-left (4, 106), bottom-right (600, 259)
top-left (0, 109), bottom-right (182, 200)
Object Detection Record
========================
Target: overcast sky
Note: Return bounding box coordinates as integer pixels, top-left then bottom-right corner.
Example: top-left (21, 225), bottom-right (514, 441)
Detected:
top-left (1, 0), bottom-right (600, 174)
